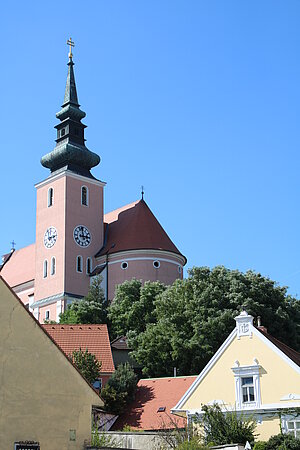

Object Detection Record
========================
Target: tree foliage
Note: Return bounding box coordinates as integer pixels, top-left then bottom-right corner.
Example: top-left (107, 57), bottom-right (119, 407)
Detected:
top-left (70, 347), bottom-right (101, 385)
top-left (198, 404), bottom-right (257, 446)
top-left (265, 433), bottom-right (300, 450)
top-left (108, 279), bottom-right (166, 339)
top-left (125, 266), bottom-right (300, 377)
top-left (101, 363), bottom-right (137, 415)
top-left (60, 276), bottom-right (109, 324)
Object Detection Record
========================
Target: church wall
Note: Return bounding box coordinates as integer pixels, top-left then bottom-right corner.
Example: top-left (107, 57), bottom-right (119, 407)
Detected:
top-left (105, 250), bottom-right (184, 300)
top-left (35, 176), bottom-right (66, 301)
top-left (64, 175), bottom-right (104, 297)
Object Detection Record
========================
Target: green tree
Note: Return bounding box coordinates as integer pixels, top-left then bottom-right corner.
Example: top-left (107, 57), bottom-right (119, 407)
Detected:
top-left (101, 363), bottom-right (137, 415)
top-left (199, 404), bottom-right (256, 446)
top-left (69, 347), bottom-right (101, 385)
top-left (60, 275), bottom-right (109, 324)
top-left (108, 279), bottom-right (166, 339)
top-left (129, 266), bottom-right (300, 377)
top-left (265, 433), bottom-right (300, 450)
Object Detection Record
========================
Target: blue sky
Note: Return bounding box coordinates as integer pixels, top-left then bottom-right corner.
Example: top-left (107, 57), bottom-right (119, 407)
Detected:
top-left (1, 1), bottom-right (300, 296)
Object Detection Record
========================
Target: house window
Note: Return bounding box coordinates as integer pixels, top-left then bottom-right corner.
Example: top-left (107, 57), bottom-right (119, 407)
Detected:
top-left (43, 260), bottom-right (48, 278)
top-left (232, 363), bottom-right (261, 409)
top-left (48, 187), bottom-right (53, 207)
top-left (45, 310), bottom-right (50, 321)
top-left (241, 377), bottom-right (255, 403)
top-left (81, 186), bottom-right (88, 206)
top-left (77, 255), bottom-right (83, 273)
top-left (86, 257), bottom-right (92, 274)
top-left (287, 420), bottom-right (300, 438)
top-left (51, 257), bottom-right (56, 275)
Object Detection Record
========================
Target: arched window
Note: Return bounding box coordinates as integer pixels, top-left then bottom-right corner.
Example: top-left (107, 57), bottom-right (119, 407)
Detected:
top-left (48, 187), bottom-right (53, 207)
top-left (77, 256), bottom-right (83, 273)
top-left (81, 186), bottom-right (88, 206)
top-left (51, 257), bottom-right (56, 275)
top-left (43, 260), bottom-right (48, 278)
top-left (86, 257), bottom-right (92, 274)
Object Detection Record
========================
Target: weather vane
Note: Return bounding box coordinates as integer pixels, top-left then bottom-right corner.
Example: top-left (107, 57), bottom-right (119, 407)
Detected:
top-left (141, 185), bottom-right (144, 200)
top-left (67, 37), bottom-right (75, 58)
top-left (10, 240), bottom-right (16, 251)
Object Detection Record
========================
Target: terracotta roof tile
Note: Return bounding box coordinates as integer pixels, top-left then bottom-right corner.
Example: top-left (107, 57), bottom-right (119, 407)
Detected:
top-left (42, 324), bottom-right (115, 374)
top-left (97, 200), bottom-right (186, 262)
top-left (112, 376), bottom-right (196, 431)
top-left (0, 244), bottom-right (35, 287)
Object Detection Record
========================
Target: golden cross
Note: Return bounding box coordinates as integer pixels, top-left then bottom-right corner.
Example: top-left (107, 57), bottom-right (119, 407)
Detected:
top-left (67, 37), bottom-right (75, 58)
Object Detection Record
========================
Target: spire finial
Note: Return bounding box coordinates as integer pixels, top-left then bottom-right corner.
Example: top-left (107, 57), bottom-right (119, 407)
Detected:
top-left (10, 240), bottom-right (16, 251)
top-left (141, 185), bottom-right (144, 200)
top-left (67, 37), bottom-right (75, 59)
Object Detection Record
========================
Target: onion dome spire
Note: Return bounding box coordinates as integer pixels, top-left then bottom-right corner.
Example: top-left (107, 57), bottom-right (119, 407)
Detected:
top-left (41, 38), bottom-right (100, 177)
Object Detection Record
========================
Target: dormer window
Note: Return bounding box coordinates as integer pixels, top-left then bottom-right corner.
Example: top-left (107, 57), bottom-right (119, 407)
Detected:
top-left (81, 186), bottom-right (88, 206)
top-left (48, 188), bottom-right (53, 207)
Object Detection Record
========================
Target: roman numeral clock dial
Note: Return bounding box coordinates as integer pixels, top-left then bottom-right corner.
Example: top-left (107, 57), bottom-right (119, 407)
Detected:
top-left (73, 225), bottom-right (91, 247)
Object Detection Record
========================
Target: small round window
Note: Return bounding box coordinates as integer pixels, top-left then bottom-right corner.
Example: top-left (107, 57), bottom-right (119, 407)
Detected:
top-left (153, 260), bottom-right (160, 269)
top-left (121, 262), bottom-right (128, 270)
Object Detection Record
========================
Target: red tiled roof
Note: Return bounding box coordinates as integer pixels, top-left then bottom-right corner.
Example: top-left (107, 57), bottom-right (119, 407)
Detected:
top-left (112, 376), bottom-right (197, 431)
top-left (257, 327), bottom-right (300, 367)
top-left (0, 244), bottom-right (35, 287)
top-left (42, 324), bottom-right (115, 373)
top-left (97, 200), bottom-right (186, 262)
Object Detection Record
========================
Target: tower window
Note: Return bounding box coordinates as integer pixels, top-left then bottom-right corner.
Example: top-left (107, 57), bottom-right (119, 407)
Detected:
top-left (81, 186), bottom-right (88, 206)
top-left (43, 260), bottom-right (48, 278)
top-left (121, 261), bottom-right (128, 270)
top-left (61, 128), bottom-right (65, 137)
top-left (77, 256), bottom-right (83, 273)
top-left (51, 257), bottom-right (56, 276)
top-left (75, 127), bottom-right (79, 136)
top-left (45, 310), bottom-right (50, 321)
top-left (153, 260), bottom-right (160, 269)
top-left (178, 266), bottom-right (182, 274)
top-left (48, 188), bottom-right (53, 207)
top-left (86, 257), bottom-right (92, 274)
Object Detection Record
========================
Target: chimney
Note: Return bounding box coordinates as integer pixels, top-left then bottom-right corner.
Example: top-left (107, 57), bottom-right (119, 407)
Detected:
top-left (257, 316), bottom-right (268, 333)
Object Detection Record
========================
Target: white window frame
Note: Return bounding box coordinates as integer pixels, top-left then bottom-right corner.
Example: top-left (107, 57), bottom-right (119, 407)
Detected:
top-left (282, 415), bottom-right (300, 438)
top-left (48, 187), bottom-right (54, 207)
top-left (43, 260), bottom-right (48, 278)
top-left (81, 185), bottom-right (89, 206)
top-left (232, 364), bottom-right (261, 410)
top-left (51, 256), bottom-right (56, 276)
top-left (121, 261), bottom-right (128, 270)
top-left (153, 260), bottom-right (160, 268)
top-left (86, 257), bottom-right (92, 274)
top-left (76, 255), bottom-right (83, 273)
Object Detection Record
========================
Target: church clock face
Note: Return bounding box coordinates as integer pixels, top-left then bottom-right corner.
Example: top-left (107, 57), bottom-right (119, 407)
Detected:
top-left (73, 225), bottom-right (91, 247)
top-left (44, 227), bottom-right (58, 248)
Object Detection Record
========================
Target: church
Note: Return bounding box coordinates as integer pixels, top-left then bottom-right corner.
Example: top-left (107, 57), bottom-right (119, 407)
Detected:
top-left (0, 41), bottom-right (186, 324)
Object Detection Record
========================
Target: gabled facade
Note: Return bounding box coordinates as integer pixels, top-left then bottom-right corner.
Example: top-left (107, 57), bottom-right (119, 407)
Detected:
top-left (0, 44), bottom-right (186, 323)
top-left (172, 311), bottom-right (300, 441)
top-left (0, 276), bottom-right (104, 449)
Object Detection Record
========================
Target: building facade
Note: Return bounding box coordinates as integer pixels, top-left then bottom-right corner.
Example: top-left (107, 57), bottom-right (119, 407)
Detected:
top-left (0, 47), bottom-right (186, 323)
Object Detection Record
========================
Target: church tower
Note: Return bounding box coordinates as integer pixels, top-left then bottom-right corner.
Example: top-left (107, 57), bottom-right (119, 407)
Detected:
top-left (33, 40), bottom-right (105, 322)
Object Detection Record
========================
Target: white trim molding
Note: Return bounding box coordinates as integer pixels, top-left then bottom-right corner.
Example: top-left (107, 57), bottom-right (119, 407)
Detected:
top-left (231, 363), bottom-right (261, 410)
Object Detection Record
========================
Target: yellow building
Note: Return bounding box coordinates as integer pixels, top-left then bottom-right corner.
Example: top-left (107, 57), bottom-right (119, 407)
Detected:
top-left (172, 311), bottom-right (300, 441)
top-left (0, 275), bottom-right (104, 450)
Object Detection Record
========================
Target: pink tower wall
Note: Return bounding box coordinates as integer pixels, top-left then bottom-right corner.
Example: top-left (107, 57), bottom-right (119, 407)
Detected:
top-left (35, 172), bottom-right (104, 304)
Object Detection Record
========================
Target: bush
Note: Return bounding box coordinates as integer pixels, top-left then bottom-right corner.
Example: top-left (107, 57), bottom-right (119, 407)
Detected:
top-left (101, 363), bottom-right (137, 415)
top-left (175, 438), bottom-right (210, 449)
top-left (253, 442), bottom-right (267, 450)
top-left (265, 433), bottom-right (300, 450)
top-left (199, 404), bottom-right (256, 446)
